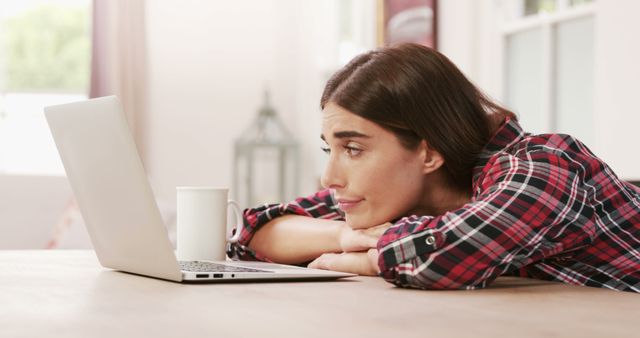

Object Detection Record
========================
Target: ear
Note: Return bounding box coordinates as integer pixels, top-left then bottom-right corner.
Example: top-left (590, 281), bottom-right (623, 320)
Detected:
top-left (418, 140), bottom-right (445, 175)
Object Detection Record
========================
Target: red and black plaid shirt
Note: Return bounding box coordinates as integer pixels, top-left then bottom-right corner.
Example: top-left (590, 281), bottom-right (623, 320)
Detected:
top-left (230, 118), bottom-right (640, 292)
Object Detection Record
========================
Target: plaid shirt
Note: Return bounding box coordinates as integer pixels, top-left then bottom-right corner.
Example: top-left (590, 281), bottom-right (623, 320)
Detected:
top-left (230, 118), bottom-right (640, 292)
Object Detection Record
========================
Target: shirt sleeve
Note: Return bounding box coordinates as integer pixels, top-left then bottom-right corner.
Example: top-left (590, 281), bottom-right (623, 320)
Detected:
top-left (227, 189), bottom-right (344, 261)
top-left (377, 151), bottom-right (596, 290)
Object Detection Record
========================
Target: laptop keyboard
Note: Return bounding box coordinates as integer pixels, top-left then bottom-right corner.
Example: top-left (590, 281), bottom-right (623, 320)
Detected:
top-left (179, 261), bottom-right (270, 273)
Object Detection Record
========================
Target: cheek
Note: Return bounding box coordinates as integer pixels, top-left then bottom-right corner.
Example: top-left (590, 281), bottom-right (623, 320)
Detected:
top-left (373, 166), bottom-right (424, 213)
top-left (351, 157), bottom-right (424, 226)
top-left (373, 151), bottom-right (423, 194)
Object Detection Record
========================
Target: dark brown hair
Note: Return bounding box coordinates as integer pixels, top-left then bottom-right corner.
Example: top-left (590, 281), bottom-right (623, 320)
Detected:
top-left (320, 43), bottom-right (515, 190)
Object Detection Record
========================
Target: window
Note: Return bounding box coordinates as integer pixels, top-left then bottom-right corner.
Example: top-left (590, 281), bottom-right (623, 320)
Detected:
top-left (0, 0), bottom-right (91, 175)
top-left (501, 0), bottom-right (595, 144)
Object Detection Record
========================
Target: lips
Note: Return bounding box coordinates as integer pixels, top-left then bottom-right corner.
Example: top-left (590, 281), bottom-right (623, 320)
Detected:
top-left (336, 197), bottom-right (364, 212)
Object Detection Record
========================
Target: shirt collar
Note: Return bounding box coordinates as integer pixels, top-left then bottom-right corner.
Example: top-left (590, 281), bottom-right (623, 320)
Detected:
top-left (472, 117), bottom-right (527, 182)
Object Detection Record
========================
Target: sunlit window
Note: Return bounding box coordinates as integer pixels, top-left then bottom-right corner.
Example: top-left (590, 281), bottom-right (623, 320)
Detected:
top-left (0, 0), bottom-right (91, 175)
top-left (519, 0), bottom-right (594, 18)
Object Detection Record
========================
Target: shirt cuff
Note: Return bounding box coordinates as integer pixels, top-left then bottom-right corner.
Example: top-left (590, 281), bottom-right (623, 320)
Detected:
top-left (227, 242), bottom-right (273, 262)
top-left (377, 223), bottom-right (446, 274)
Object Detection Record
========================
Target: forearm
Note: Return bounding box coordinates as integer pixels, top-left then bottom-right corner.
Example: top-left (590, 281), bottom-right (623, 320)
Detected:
top-left (247, 215), bottom-right (343, 265)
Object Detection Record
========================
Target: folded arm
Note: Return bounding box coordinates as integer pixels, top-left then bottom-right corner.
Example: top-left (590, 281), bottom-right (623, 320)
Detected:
top-left (377, 154), bottom-right (593, 289)
top-left (229, 189), bottom-right (384, 265)
top-left (248, 215), bottom-right (343, 265)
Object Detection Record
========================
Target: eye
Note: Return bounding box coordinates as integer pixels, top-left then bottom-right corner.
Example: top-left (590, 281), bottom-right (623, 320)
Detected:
top-left (321, 142), bottom-right (363, 157)
top-left (344, 143), bottom-right (362, 157)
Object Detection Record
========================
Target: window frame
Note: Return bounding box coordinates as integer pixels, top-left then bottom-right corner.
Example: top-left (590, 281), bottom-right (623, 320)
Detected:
top-left (499, 1), bottom-right (595, 133)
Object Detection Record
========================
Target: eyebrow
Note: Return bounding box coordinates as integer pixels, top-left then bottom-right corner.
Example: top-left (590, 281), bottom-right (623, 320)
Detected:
top-left (320, 130), bottom-right (371, 141)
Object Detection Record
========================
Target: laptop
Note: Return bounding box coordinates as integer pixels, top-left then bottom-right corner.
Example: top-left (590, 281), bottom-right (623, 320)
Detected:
top-left (44, 96), bottom-right (355, 282)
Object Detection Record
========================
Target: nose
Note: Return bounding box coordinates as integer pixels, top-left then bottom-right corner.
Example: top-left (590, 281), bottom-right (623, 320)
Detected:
top-left (320, 155), bottom-right (346, 190)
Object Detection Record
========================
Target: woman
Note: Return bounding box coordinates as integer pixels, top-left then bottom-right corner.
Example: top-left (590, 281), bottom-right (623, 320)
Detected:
top-left (229, 43), bottom-right (640, 292)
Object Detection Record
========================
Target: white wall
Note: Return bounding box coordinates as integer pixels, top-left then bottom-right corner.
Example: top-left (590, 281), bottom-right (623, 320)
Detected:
top-left (438, 0), bottom-right (506, 109)
top-left (437, 0), bottom-right (478, 79)
top-left (593, 0), bottom-right (640, 180)
top-left (0, 175), bottom-right (71, 249)
top-left (145, 0), bottom-right (276, 206)
top-left (438, 0), bottom-right (640, 180)
top-left (144, 0), bottom-right (342, 207)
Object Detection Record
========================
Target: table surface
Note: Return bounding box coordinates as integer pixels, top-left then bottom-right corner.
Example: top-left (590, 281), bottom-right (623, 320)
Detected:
top-left (1, 250), bottom-right (638, 338)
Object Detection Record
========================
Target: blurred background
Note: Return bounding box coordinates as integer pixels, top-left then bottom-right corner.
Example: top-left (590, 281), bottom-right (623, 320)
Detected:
top-left (1, 0), bottom-right (638, 249)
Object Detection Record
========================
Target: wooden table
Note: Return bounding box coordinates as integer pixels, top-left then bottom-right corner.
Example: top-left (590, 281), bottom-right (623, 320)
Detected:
top-left (1, 250), bottom-right (638, 338)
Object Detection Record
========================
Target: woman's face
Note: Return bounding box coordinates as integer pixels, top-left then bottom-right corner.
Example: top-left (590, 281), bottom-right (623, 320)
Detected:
top-left (321, 103), bottom-right (427, 229)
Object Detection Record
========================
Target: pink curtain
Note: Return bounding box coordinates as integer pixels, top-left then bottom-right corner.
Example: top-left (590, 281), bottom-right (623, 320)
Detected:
top-left (45, 0), bottom-right (149, 250)
top-left (89, 0), bottom-right (148, 161)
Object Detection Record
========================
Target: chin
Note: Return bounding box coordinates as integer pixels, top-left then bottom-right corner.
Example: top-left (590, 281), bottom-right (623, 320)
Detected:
top-left (345, 214), bottom-right (378, 229)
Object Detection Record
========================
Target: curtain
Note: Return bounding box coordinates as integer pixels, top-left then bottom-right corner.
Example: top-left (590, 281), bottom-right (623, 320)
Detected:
top-left (90, 0), bottom-right (148, 161)
top-left (47, 0), bottom-right (148, 249)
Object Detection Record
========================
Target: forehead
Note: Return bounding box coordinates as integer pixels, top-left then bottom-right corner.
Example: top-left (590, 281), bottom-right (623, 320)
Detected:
top-left (321, 103), bottom-right (385, 137)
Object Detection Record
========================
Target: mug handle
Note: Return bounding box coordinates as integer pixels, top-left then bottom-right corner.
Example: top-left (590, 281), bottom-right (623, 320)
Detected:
top-left (227, 199), bottom-right (243, 244)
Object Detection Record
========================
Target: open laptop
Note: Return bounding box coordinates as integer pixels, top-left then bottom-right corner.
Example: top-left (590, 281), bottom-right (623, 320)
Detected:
top-left (44, 96), bottom-right (355, 282)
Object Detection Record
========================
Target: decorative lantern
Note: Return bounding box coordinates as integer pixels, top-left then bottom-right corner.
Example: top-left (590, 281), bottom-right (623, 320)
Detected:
top-left (233, 90), bottom-right (299, 209)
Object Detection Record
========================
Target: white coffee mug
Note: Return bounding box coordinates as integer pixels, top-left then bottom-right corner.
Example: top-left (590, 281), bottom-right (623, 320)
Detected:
top-left (176, 187), bottom-right (243, 261)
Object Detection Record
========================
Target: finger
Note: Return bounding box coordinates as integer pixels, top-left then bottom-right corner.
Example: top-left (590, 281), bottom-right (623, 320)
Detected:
top-left (308, 259), bottom-right (319, 269)
top-left (308, 253), bottom-right (335, 270)
top-left (367, 249), bottom-right (380, 274)
top-left (308, 255), bottom-right (325, 269)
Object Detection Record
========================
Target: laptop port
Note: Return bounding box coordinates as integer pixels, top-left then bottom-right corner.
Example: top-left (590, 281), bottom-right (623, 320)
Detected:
top-left (213, 273), bottom-right (223, 278)
top-left (196, 274), bottom-right (209, 278)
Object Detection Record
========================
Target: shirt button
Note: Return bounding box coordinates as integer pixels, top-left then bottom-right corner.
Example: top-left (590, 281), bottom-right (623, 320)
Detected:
top-left (425, 235), bottom-right (436, 246)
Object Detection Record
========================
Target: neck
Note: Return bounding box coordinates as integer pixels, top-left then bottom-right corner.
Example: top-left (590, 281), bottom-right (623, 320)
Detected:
top-left (409, 169), bottom-right (472, 216)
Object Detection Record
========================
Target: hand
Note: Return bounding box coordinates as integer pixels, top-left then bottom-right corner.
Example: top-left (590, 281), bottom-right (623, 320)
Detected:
top-left (338, 222), bottom-right (393, 253)
top-left (308, 248), bottom-right (380, 276)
